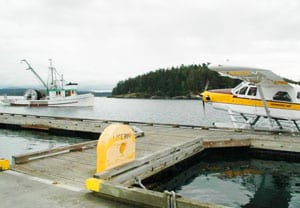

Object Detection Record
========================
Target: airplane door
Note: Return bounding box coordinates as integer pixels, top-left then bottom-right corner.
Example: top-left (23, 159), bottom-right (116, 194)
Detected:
top-left (246, 86), bottom-right (258, 114)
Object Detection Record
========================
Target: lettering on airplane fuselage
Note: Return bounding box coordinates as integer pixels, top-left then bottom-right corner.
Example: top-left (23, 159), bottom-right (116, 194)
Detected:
top-left (226, 71), bottom-right (252, 76)
top-left (272, 81), bottom-right (288, 85)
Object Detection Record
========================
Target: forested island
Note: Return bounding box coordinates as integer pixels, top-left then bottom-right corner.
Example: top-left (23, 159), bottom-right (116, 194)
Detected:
top-left (112, 64), bottom-right (241, 99)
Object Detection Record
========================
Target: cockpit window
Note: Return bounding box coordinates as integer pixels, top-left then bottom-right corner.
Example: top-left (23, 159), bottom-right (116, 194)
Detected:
top-left (247, 87), bottom-right (257, 96)
top-left (273, 91), bottom-right (291, 102)
top-left (238, 87), bottom-right (248, 95)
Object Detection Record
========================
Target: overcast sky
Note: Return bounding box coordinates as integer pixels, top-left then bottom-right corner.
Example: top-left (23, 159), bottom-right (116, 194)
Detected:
top-left (1, 0), bottom-right (300, 89)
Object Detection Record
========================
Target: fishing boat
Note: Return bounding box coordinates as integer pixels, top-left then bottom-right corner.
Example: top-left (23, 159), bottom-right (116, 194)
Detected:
top-left (1, 59), bottom-right (94, 107)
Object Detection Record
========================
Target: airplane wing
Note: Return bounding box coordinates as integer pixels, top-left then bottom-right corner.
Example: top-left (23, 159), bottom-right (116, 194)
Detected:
top-left (209, 65), bottom-right (288, 85)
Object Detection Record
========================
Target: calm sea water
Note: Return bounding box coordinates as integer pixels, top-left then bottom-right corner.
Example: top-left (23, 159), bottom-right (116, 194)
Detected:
top-left (0, 129), bottom-right (86, 160)
top-left (149, 149), bottom-right (300, 208)
top-left (0, 97), bottom-right (228, 160)
top-left (0, 97), bottom-right (227, 125)
top-left (0, 97), bottom-right (299, 207)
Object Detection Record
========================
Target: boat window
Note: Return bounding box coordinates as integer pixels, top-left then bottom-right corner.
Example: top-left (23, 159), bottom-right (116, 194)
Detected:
top-left (247, 87), bottom-right (257, 96)
top-left (273, 91), bottom-right (291, 102)
top-left (66, 90), bottom-right (71, 96)
top-left (297, 92), bottom-right (300, 99)
top-left (238, 87), bottom-right (248, 95)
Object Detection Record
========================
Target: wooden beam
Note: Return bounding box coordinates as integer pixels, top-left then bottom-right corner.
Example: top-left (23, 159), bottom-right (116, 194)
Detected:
top-left (89, 180), bottom-right (220, 208)
top-left (202, 139), bottom-right (251, 148)
top-left (20, 124), bottom-right (50, 131)
top-left (95, 138), bottom-right (203, 185)
top-left (13, 140), bottom-right (97, 164)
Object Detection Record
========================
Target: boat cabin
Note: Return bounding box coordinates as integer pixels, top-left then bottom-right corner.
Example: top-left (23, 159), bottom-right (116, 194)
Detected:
top-left (48, 83), bottom-right (78, 99)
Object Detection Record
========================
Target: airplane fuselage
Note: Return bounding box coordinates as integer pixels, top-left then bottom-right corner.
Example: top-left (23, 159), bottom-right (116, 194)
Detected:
top-left (202, 81), bottom-right (300, 120)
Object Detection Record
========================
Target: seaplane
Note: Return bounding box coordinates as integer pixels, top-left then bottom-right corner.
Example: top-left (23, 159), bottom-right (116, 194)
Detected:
top-left (201, 65), bottom-right (300, 131)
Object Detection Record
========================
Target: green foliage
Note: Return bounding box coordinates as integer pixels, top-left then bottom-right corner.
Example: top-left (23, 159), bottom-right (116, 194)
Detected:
top-left (112, 64), bottom-right (241, 98)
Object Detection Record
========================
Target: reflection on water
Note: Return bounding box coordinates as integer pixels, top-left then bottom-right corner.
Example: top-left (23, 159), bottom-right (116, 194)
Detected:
top-left (0, 129), bottom-right (86, 161)
top-left (148, 148), bottom-right (300, 208)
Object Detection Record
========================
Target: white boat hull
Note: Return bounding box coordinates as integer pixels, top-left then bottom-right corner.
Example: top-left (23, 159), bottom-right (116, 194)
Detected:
top-left (6, 93), bottom-right (94, 107)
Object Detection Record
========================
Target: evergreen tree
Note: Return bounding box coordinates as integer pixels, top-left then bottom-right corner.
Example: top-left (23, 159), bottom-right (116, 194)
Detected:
top-left (112, 64), bottom-right (240, 98)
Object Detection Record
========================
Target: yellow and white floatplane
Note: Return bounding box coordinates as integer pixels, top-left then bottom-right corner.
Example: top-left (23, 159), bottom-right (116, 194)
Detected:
top-left (201, 65), bottom-right (300, 131)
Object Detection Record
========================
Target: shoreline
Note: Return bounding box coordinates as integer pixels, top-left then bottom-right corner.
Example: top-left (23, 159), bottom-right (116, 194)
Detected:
top-left (110, 93), bottom-right (201, 100)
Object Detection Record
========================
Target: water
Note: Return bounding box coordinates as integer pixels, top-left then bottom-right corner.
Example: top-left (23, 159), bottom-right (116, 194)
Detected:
top-left (0, 129), bottom-right (86, 160)
top-left (0, 97), bottom-right (228, 160)
top-left (0, 97), bottom-right (227, 125)
top-left (148, 149), bottom-right (300, 208)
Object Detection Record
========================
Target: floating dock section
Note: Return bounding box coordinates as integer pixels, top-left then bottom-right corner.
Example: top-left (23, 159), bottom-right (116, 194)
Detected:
top-left (1, 112), bottom-right (300, 207)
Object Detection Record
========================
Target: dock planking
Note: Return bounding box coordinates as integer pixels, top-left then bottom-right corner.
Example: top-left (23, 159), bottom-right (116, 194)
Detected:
top-left (11, 124), bottom-right (208, 187)
top-left (2, 112), bottom-right (300, 207)
top-left (4, 115), bottom-right (299, 186)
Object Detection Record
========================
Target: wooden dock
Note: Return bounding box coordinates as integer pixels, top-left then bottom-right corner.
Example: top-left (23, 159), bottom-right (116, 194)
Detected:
top-left (1, 112), bottom-right (300, 208)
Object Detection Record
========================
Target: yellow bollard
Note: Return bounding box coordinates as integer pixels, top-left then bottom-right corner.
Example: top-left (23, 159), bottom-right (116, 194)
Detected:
top-left (86, 178), bottom-right (103, 192)
top-left (0, 159), bottom-right (9, 171)
top-left (96, 124), bottom-right (136, 174)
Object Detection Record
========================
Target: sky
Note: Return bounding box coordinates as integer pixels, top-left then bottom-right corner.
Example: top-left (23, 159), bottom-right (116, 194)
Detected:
top-left (1, 0), bottom-right (300, 90)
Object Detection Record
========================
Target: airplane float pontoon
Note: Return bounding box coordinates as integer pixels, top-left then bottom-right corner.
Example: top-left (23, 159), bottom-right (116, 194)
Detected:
top-left (201, 65), bottom-right (300, 131)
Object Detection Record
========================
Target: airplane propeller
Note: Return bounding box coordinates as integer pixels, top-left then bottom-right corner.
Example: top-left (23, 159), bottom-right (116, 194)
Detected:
top-left (200, 80), bottom-right (210, 112)
top-left (204, 80), bottom-right (210, 92)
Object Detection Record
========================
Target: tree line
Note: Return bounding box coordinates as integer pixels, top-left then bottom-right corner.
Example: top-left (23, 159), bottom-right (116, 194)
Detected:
top-left (112, 63), bottom-right (241, 98)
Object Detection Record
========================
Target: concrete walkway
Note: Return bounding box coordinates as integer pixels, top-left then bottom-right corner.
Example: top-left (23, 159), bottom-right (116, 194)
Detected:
top-left (0, 170), bottom-right (136, 208)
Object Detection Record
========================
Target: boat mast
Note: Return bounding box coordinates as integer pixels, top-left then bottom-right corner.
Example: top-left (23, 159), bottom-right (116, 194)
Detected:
top-left (48, 59), bottom-right (64, 89)
top-left (49, 59), bottom-right (54, 87)
top-left (21, 59), bottom-right (48, 91)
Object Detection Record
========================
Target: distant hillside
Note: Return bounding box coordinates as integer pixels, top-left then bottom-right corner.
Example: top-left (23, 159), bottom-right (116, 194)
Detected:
top-left (112, 64), bottom-right (241, 98)
top-left (0, 88), bottom-right (27, 96)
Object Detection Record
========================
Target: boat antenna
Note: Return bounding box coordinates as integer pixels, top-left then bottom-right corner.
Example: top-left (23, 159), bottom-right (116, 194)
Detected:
top-left (49, 58), bottom-right (54, 86)
top-left (61, 74), bottom-right (64, 88)
top-left (21, 59), bottom-right (48, 91)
